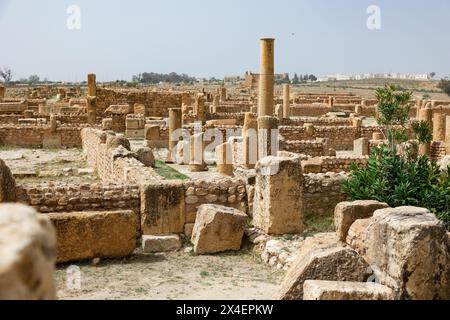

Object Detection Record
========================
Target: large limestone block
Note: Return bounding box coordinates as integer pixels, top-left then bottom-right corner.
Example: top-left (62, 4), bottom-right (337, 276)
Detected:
top-left (275, 233), bottom-right (369, 300)
top-left (364, 206), bottom-right (450, 300)
top-left (334, 200), bottom-right (389, 241)
top-left (0, 204), bottom-right (57, 300)
top-left (303, 280), bottom-right (395, 300)
top-left (0, 159), bottom-right (16, 202)
top-left (48, 210), bottom-right (136, 263)
top-left (141, 182), bottom-right (185, 235)
top-left (192, 204), bottom-right (247, 255)
top-left (345, 218), bottom-right (371, 255)
top-left (253, 155), bottom-right (304, 235)
top-left (142, 234), bottom-right (182, 253)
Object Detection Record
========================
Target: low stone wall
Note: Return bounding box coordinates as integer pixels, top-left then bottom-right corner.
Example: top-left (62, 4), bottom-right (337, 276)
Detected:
top-left (96, 88), bottom-right (183, 117)
top-left (320, 156), bottom-right (369, 173)
top-left (281, 140), bottom-right (326, 157)
top-left (0, 124), bottom-right (83, 148)
top-left (303, 173), bottom-right (349, 217)
top-left (81, 128), bottom-right (161, 184)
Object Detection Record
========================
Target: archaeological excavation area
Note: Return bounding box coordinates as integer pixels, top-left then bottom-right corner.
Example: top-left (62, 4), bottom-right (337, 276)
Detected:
top-left (0, 38), bottom-right (450, 301)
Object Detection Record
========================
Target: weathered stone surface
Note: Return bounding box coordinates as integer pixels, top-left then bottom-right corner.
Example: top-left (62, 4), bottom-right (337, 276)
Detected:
top-left (192, 204), bottom-right (247, 255)
top-left (0, 203), bottom-right (57, 300)
top-left (363, 206), bottom-right (450, 300)
top-left (303, 280), bottom-right (395, 300)
top-left (142, 234), bottom-right (181, 253)
top-left (253, 155), bottom-right (304, 235)
top-left (334, 200), bottom-right (389, 241)
top-left (275, 233), bottom-right (369, 300)
top-left (0, 159), bottom-right (16, 202)
top-left (345, 218), bottom-right (371, 255)
top-left (135, 147), bottom-right (155, 167)
top-left (141, 182), bottom-right (185, 235)
top-left (48, 210), bottom-right (136, 263)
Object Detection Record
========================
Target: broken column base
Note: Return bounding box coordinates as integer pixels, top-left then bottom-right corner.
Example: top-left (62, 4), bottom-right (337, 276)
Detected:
top-left (303, 280), bottom-right (396, 300)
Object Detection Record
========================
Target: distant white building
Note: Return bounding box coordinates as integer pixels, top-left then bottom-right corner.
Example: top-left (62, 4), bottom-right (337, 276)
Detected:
top-left (318, 73), bottom-right (431, 82)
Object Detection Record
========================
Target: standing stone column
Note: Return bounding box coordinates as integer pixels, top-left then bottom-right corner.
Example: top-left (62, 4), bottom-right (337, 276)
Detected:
top-left (432, 112), bottom-right (446, 142)
top-left (419, 107), bottom-right (432, 156)
top-left (212, 94), bottom-right (220, 113)
top-left (166, 108), bottom-right (182, 163)
top-left (216, 142), bottom-right (233, 176)
top-left (87, 73), bottom-right (97, 97)
top-left (275, 104), bottom-right (283, 120)
top-left (243, 112), bottom-right (258, 169)
top-left (282, 83), bottom-right (290, 119)
top-left (220, 87), bottom-right (227, 102)
top-left (49, 114), bottom-right (57, 133)
top-left (253, 155), bottom-right (304, 235)
top-left (87, 96), bottom-right (97, 125)
top-left (195, 95), bottom-right (205, 123)
top-left (258, 38), bottom-right (275, 117)
top-left (258, 116), bottom-right (279, 160)
top-left (328, 96), bottom-right (334, 108)
top-left (189, 132), bottom-right (208, 172)
top-left (0, 86), bottom-right (5, 101)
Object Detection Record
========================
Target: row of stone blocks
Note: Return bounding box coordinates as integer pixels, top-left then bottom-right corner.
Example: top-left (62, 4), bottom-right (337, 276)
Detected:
top-left (274, 201), bottom-right (450, 300)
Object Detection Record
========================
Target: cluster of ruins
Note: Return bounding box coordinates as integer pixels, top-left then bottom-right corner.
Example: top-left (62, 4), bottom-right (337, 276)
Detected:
top-left (0, 38), bottom-right (449, 300)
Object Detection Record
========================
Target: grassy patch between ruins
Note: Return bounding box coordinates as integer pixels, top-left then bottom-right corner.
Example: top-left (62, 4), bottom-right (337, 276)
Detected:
top-left (303, 214), bottom-right (335, 237)
top-left (154, 160), bottom-right (190, 180)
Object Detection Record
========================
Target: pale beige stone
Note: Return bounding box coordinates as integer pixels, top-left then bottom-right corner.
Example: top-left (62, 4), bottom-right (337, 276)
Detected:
top-left (142, 234), bottom-right (181, 253)
top-left (275, 233), bottom-right (369, 300)
top-left (334, 200), bottom-right (389, 241)
top-left (363, 206), bottom-right (450, 300)
top-left (303, 280), bottom-right (395, 300)
top-left (253, 155), bottom-right (304, 235)
top-left (192, 204), bottom-right (247, 255)
top-left (0, 204), bottom-right (57, 300)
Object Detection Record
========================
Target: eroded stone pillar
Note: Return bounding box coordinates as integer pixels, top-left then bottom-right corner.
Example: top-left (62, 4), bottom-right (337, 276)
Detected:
top-left (328, 96), bottom-right (334, 108)
top-left (49, 114), bottom-right (57, 133)
top-left (212, 95), bottom-right (220, 113)
top-left (216, 142), bottom-right (233, 176)
top-left (0, 86), bottom-right (5, 101)
top-left (433, 112), bottom-right (446, 142)
top-left (220, 87), bottom-right (227, 102)
top-left (258, 38), bottom-right (275, 117)
top-left (189, 132), bottom-right (208, 172)
top-left (87, 73), bottom-right (96, 97)
top-left (258, 116), bottom-right (279, 160)
top-left (283, 83), bottom-right (290, 119)
top-left (275, 104), bottom-right (283, 120)
top-left (195, 95), bottom-right (205, 123)
top-left (243, 112), bottom-right (258, 169)
top-left (166, 108), bottom-right (182, 163)
top-left (87, 96), bottom-right (97, 125)
top-left (253, 155), bottom-right (304, 235)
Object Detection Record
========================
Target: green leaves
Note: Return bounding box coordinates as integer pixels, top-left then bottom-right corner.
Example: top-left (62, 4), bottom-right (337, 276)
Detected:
top-left (343, 146), bottom-right (450, 230)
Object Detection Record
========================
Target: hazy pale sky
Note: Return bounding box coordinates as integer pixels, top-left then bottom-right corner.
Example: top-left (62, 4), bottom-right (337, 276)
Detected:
top-left (0, 0), bottom-right (449, 82)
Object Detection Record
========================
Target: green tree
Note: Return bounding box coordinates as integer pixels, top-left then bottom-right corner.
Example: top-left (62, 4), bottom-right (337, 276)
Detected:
top-left (438, 79), bottom-right (450, 97)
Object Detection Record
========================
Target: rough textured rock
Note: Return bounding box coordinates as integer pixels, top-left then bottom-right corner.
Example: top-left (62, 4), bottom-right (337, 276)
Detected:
top-left (334, 200), bottom-right (389, 241)
top-left (253, 155), bottom-right (304, 235)
top-left (0, 203), bottom-right (57, 300)
top-left (303, 280), bottom-right (395, 300)
top-left (192, 204), bottom-right (247, 255)
top-left (275, 233), bottom-right (370, 300)
top-left (106, 135), bottom-right (131, 151)
top-left (135, 147), bottom-right (155, 167)
top-left (345, 218), bottom-right (371, 255)
top-left (140, 182), bottom-right (185, 235)
top-left (48, 210), bottom-right (136, 263)
top-left (142, 234), bottom-right (182, 253)
top-left (363, 206), bottom-right (450, 300)
top-left (0, 159), bottom-right (16, 202)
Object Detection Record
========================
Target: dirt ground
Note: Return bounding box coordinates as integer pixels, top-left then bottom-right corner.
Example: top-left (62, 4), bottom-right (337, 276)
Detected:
top-left (0, 147), bottom-right (99, 183)
top-left (55, 249), bottom-right (284, 300)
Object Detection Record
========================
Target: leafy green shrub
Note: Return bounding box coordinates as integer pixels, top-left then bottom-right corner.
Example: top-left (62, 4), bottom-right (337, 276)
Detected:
top-left (343, 146), bottom-right (450, 229)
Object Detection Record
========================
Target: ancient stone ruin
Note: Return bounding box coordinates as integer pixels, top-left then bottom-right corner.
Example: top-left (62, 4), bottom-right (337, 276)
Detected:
top-left (0, 37), bottom-right (449, 301)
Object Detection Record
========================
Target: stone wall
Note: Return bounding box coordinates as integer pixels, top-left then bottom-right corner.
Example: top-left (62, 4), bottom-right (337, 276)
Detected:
top-left (0, 124), bottom-right (83, 148)
top-left (303, 173), bottom-right (349, 217)
top-left (96, 88), bottom-right (183, 117)
top-left (281, 140), bottom-right (326, 157)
